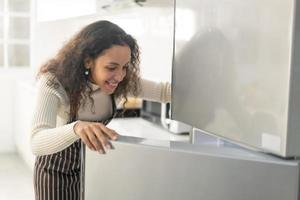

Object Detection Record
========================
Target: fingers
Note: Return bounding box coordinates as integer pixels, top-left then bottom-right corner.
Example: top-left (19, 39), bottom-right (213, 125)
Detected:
top-left (97, 123), bottom-right (119, 141)
top-left (86, 126), bottom-right (105, 153)
top-left (75, 121), bottom-right (118, 154)
top-left (79, 130), bottom-right (96, 151)
top-left (90, 125), bottom-right (111, 152)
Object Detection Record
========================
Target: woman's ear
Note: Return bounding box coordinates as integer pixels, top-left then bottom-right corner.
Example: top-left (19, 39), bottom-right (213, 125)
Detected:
top-left (84, 58), bottom-right (93, 69)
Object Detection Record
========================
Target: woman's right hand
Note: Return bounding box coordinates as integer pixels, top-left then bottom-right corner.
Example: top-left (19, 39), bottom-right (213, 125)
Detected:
top-left (73, 120), bottom-right (119, 154)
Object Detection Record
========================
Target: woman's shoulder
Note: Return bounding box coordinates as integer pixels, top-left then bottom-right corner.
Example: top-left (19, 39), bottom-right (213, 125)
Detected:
top-left (38, 71), bottom-right (57, 82)
top-left (37, 72), bottom-right (68, 102)
top-left (38, 72), bottom-right (61, 90)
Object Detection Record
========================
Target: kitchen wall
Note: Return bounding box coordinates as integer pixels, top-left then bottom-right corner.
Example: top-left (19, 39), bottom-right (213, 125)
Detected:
top-left (0, 72), bottom-right (16, 152)
top-left (0, 69), bottom-right (33, 153)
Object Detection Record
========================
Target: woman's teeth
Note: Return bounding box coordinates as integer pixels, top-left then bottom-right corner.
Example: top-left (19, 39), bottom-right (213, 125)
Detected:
top-left (107, 81), bottom-right (118, 87)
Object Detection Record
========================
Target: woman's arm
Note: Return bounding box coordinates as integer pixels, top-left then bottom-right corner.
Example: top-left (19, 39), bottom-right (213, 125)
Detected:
top-left (31, 74), bottom-right (118, 155)
top-left (30, 74), bottom-right (80, 156)
top-left (138, 79), bottom-right (171, 103)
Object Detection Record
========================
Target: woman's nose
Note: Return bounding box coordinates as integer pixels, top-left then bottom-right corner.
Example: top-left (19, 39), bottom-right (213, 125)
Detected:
top-left (114, 69), bottom-right (125, 81)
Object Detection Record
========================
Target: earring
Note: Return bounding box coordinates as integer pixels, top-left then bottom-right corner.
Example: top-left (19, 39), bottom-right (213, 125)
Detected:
top-left (84, 68), bottom-right (89, 76)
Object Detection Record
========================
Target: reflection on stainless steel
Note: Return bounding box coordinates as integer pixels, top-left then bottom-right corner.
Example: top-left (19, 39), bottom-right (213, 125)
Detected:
top-left (172, 0), bottom-right (300, 157)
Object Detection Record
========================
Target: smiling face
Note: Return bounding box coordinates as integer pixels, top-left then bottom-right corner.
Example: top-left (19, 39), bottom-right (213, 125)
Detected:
top-left (86, 45), bottom-right (131, 94)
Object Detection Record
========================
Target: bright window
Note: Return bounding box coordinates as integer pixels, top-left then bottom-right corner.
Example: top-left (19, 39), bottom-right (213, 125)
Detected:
top-left (0, 0), bottom-right (31, 68)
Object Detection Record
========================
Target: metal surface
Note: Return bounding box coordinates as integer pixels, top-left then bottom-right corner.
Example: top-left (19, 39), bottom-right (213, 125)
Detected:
top-left (172, 0), bottom-right (300, 157)
top-left (83, 136), bottom-right (300, 200)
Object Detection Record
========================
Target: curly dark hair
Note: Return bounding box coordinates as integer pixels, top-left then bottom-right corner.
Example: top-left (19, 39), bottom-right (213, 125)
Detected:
top-left (38, 20), bottom-right (141, 120)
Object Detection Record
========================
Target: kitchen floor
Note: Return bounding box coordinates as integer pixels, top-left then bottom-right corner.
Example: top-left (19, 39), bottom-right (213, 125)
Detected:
top-left (0, 153), bottom-right (34, 200)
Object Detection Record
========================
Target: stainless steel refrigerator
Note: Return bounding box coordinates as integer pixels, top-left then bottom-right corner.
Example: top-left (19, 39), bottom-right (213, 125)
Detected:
top-left (172, 0), bottom-right (300, 157)
top-left (82, 1), bottom-right (300, 199)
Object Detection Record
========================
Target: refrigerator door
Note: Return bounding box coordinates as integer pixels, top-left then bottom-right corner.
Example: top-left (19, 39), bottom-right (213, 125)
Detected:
top-left (172, 0), bottom-right (300, 157)
top-left (83, 136), bottom-right (300, 200)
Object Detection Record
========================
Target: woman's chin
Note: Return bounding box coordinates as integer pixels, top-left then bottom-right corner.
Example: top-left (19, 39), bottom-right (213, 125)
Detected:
top-left (102, 86), bottom-right (117, 94)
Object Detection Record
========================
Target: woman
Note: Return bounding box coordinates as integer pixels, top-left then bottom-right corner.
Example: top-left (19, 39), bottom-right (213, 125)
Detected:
top-left (31, 20), bottom-right (171, 200)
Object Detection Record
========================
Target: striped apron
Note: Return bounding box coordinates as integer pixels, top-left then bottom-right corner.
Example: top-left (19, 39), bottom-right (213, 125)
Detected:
top-left (34, 96), bottom-right (116, 200)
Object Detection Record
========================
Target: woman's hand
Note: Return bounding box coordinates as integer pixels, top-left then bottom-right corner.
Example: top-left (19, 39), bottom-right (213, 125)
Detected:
top-left (74, 121), bottom-right (119, 154)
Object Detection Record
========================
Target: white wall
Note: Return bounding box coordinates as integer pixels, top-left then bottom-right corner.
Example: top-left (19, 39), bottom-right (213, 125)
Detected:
top-left (0, 69), bottom-right (33, 153)
top-left (14, 79), bottom-right (36, 169)
top-left (0, 72), bottom-right (15, 152)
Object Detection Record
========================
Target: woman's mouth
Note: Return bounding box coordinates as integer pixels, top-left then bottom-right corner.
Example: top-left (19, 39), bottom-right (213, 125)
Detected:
top-left (105, 81), bottom-right (118, 92)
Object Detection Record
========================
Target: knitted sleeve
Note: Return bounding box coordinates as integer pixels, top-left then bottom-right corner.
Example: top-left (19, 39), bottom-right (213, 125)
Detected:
top-left (139, 79), bottom-right (171, 103)
top-left (30, 73), bottom-right (80, 156)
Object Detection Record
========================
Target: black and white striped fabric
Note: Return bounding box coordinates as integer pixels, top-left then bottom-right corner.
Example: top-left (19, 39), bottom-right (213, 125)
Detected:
top-left (33, 95), bottom-right (116, 200)
top-left (34, 140), bottom-right (82, 200)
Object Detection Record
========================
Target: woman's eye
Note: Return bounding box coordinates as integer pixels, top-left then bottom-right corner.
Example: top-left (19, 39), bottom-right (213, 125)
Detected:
top-left (106, 66), bottom-right (116, 71)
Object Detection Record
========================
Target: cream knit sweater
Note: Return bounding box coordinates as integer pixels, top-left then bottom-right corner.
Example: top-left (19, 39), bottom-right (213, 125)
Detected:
top-left (31, 73), bottom-right (171, 156)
